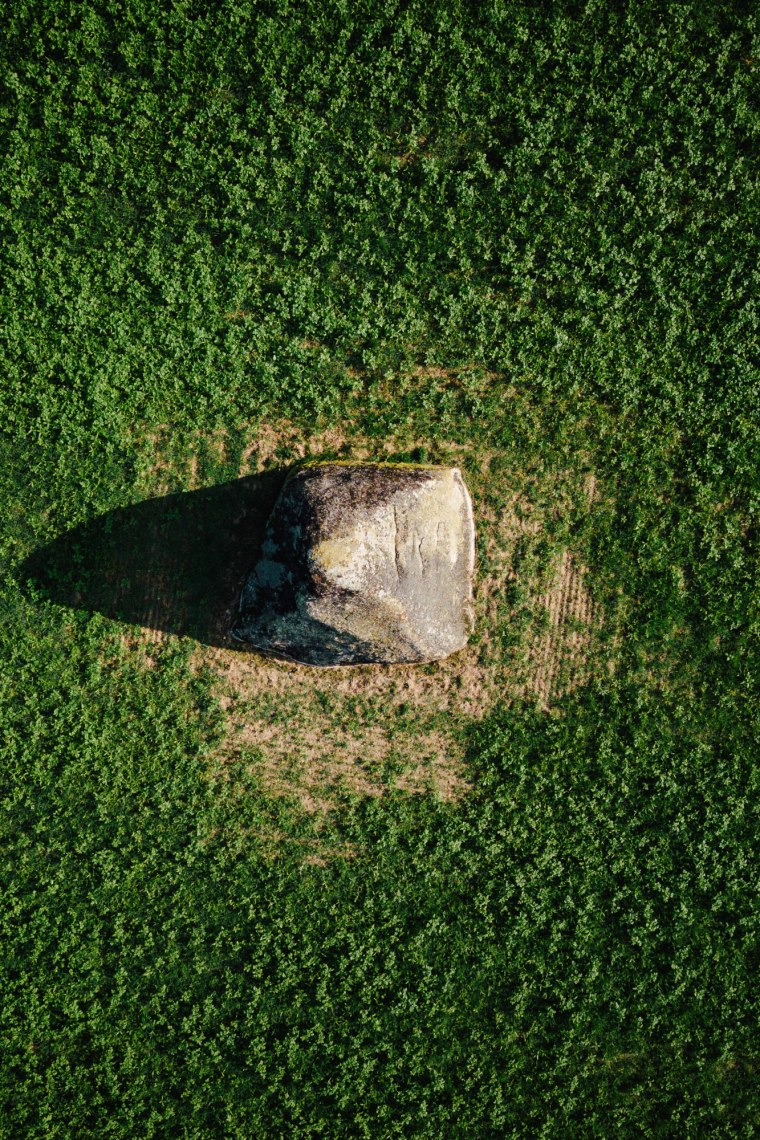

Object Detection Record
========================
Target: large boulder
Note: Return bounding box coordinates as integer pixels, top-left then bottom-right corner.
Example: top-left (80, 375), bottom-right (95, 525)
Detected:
top-left (231, 462), bottom-right (475, 665)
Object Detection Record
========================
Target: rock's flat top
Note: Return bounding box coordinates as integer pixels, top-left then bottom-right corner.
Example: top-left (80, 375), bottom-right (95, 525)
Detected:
top-left (231, 462), bottom-right (475, 665)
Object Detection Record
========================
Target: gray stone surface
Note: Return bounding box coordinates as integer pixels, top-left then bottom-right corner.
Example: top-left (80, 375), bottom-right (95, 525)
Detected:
top-left (231, 462), bottom-right (475, 665)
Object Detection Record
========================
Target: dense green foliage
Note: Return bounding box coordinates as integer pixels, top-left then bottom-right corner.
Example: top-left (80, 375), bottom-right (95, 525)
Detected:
top-left (1, 1), bottom-right (758, 1135)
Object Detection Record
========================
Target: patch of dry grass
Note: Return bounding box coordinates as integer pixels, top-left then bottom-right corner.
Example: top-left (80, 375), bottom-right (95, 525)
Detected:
top-left (128, 415), bottom-right (614, 815)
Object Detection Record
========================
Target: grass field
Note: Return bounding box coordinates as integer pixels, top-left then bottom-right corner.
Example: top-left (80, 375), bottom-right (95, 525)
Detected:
top-left (2, 2), bottom-right (758, 1135)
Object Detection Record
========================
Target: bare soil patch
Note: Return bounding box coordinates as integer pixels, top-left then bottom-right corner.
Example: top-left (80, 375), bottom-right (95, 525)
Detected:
top-left (526, 549), bottom-right (600, 707)
top-left (122, 417), bottom-right (612, 814)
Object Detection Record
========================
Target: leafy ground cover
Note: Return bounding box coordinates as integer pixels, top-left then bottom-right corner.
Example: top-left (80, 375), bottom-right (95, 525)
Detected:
top-left (1, 2), bottom-right (758, 1135)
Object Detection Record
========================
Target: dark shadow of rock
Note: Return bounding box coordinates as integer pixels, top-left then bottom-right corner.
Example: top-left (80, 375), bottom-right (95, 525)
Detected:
top-left (19, 471), bottom-right (287, 647)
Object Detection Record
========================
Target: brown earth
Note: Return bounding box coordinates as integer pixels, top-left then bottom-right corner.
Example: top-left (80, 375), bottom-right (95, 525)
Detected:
top-left (126, 417), bottom-right (609, 813)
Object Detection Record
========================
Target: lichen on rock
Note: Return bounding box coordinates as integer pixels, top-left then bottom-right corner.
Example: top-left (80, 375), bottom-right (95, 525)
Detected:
top-left (231, 462), bottom-right (475, 666)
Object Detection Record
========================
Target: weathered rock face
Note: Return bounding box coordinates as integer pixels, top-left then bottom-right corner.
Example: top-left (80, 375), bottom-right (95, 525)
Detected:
top-left (231, 463), bottom-right (475, 666)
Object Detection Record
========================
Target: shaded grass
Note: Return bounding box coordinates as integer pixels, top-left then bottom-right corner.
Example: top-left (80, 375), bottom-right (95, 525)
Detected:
top-left (21, 471), bottom-right (285, 647)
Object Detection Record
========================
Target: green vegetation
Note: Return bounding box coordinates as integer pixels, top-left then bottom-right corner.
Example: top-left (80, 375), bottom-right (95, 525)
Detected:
top-left (2, 2), bottom-right (757, 1135)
